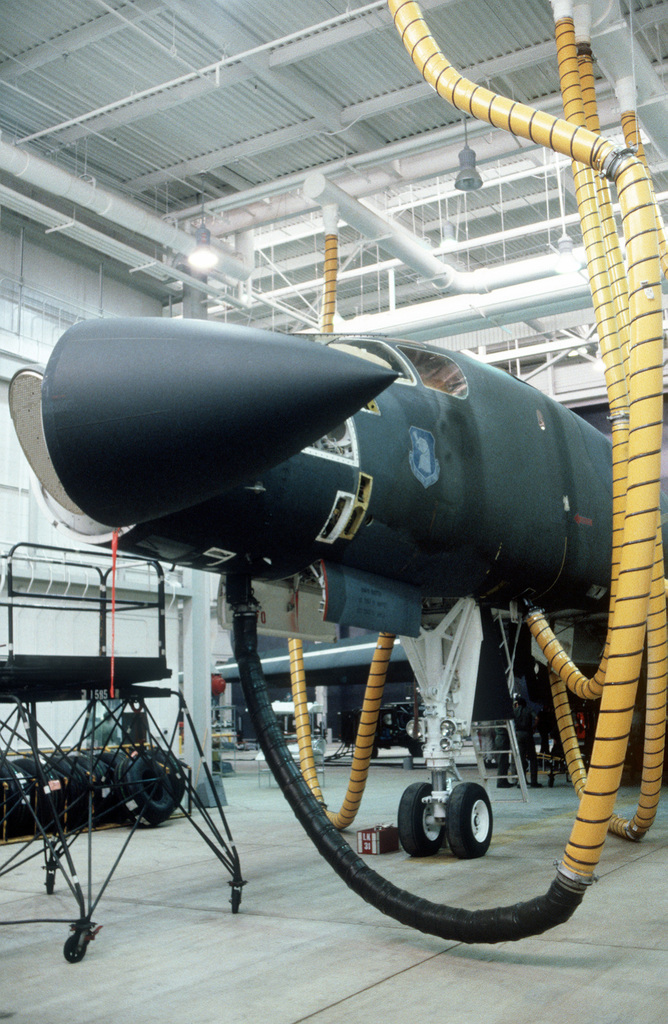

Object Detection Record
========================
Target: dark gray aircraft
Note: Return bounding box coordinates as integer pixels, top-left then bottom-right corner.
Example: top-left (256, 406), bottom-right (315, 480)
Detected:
top-left (10, 317), bottom-right (666, 944)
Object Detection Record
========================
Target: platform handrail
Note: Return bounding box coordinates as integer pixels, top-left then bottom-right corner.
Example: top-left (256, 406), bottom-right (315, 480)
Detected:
top-left (1, 542), bottom-right (166, 663)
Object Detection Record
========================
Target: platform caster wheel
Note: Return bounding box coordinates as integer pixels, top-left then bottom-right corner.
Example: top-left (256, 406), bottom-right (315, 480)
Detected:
top-left (45, 872), bottom-right (55, 895)
top-left (446, 782), bottom-right (492, 859)
top-left (64, 932), bottom-right (88, 963)
top-left (397, 781), bottom-right (445, 857)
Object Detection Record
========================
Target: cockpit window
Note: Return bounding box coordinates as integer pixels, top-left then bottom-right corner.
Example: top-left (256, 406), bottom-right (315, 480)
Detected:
top-left (398, 346), bottom-right (468, 398)
top-left (323, 336), bottom-right (413, 381)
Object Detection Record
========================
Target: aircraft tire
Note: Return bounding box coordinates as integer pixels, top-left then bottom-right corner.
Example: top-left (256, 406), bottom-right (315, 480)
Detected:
top-left (115, 752), bottom-right (177, 827)
top-left (397, 781), bottom-right (445, 856)
top-left (446, 782), bottom-right (492, 859)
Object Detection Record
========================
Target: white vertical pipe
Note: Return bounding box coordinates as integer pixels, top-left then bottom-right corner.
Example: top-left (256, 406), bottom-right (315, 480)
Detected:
top-left (388, 267), bottom-right (396, 312)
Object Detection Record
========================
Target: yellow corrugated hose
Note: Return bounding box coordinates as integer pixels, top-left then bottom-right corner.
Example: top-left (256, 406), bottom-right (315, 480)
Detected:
top-left (288, 637), bottom-right (325, 804)
top-left (620, 109), bottom-right (668, 283)
top-left (321, 232), bottom-right (338, 333)
top-left (608, 523), bottom-right (667, 839)
top-left (527, 14), bottom-right (665, 844)
top-left (524, 17), bottom-right (629, 701)
top-left (549, 671), bottom-right (587, 798)
top-left (577, 47), bottom-right (631, 372)
top-left (289, 633), bottom-right (396, 829)
top-left (548, 525), bottom-right (666, 841)
top-left (387, 0), bottom-right (664, 884)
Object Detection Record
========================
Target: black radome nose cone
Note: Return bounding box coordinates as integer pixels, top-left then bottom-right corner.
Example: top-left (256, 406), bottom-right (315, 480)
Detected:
top-left (40, 319), bottom-right (396, 526)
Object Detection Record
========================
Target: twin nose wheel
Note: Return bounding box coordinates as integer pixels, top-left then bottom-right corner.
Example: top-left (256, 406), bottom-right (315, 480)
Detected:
top-left (397, 781), bottom-right (493, 859)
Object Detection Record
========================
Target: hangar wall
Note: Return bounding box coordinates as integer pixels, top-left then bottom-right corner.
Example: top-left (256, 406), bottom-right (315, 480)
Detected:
top-left (0, 218), bottom-right (163, 550)
top-left (0, 223), bottom-right (190, 741)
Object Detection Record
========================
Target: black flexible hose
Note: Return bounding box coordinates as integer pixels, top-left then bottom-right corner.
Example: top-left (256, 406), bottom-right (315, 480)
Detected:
top-left (232, 604), bottom-right (585, 944)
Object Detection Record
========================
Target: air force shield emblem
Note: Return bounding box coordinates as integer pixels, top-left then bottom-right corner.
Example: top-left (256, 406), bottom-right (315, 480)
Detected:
top-left (408, 426), bottom-right (440, 488)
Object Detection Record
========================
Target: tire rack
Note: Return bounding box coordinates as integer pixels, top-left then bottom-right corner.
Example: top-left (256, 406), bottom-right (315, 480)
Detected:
top-left (0, 543), bottom-right (245, 962)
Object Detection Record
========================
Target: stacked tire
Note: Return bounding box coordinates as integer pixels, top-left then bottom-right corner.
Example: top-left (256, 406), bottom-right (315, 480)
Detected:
top-left (0, 748), bottom-right (186, 839)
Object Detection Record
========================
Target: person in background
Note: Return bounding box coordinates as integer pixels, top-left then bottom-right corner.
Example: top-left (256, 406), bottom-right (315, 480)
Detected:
top-left (513, 693), bottom-right (542, 788)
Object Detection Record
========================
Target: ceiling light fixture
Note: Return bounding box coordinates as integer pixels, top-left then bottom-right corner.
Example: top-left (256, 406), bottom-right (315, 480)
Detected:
top-left (187, 222), bottom-right (219, 271)
top-left (188, 200), bottom-right (218, 272)
top-left (552, 157), bottom-right (582, 274)
top-left (454, 121), bottom-right (483, 192)
top-left (554, 231), bottom-right (582, 274)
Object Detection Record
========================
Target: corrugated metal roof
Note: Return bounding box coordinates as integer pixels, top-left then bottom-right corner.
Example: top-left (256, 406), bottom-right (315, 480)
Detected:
top-left (1, 0), bottom-right (668, 368)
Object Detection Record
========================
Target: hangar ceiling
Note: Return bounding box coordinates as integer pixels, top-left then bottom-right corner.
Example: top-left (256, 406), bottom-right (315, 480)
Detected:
top-left (2, 0), bottom-right (668, 404)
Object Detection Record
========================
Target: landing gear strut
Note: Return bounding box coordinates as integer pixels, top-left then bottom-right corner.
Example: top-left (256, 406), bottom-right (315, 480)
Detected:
top-left (398, 599), bottom-right (492, 859)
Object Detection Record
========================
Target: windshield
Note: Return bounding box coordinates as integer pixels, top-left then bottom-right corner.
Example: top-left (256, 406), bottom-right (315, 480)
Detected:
top-left (398, 346), bottom-right (468, 398)
top-left (323, 336), bottom-right (413, 381)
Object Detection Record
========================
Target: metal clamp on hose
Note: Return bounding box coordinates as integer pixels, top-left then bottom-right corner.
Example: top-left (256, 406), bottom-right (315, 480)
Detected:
top-left (600, 145), bottom-right (637, 182)
top-left (556, 863), bottom-right (597, 890)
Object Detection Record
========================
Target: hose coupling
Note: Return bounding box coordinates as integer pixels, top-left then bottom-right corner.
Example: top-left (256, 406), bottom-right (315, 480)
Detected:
top-left (226, 573), bottom-right (259, 615)
top-left (600, 145), bottom-right (637, 182)
top-left (555, 863), bottom-right (597, 890)
top-left (608, 411), bottom-right (630, 425)
top-left (521, 598), bottom-right (544, 620)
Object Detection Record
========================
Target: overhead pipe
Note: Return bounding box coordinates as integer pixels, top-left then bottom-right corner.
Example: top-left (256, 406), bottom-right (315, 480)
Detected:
top-left (0, 137), bottom-right (251, 281)
top-left (304, 172), bottom-right (457, 289)
top-left (184, 82), bottom-right (623, 230)
top-left (587, 0), bottom-right (668, 158)
top-left (305, 172), bottom-right (590, 297)
top-left (338, 270), bottom-right (594, 339)
top-left (19, 1), bottom-right (389, 149)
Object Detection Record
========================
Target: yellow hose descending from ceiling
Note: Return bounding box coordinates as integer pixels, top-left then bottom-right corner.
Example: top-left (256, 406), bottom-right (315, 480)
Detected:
top-left (550, 523), bottom-right (667, 839)
top-left (321, 230), bottom-right (338, 334)
top-left (619, 109), bottom-right (668, 282)
top-left (288, 193), bottom-right (389, 829)
top-left (549, 670), bottom-right (588, 798)
top-left (387, 0), bottom-right (664, 888)
top-left (531, 16), bottom-right (630, 701)
top-left (288, 638), bottom-right (325, 805)
top-left (527, 12), bottom-right (666, 842)
top-left (289, 633), bottom-right (395, 829)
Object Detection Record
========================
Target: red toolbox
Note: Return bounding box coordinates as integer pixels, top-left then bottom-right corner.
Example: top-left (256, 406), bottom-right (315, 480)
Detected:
top-left (356, 825), bottom-right (399, 854)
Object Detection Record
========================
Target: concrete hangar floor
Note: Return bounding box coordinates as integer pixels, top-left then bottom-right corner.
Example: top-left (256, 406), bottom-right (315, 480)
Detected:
top-left (0, 752), bottom-right (666, 1024)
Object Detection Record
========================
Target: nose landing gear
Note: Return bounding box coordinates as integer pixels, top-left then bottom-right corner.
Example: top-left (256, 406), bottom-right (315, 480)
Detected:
top-left (397, 599), bottom-right (494, 860)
